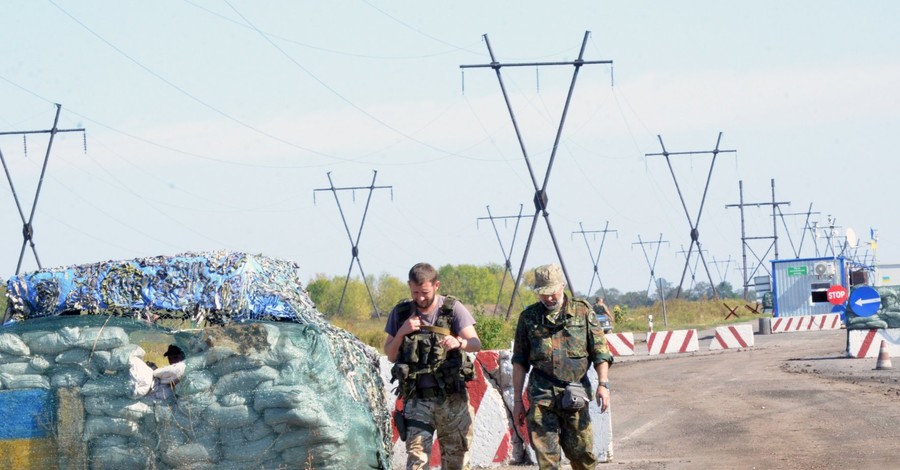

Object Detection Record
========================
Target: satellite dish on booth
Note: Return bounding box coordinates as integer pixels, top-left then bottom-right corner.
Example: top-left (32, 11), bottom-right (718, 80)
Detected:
top-left (846, 227), bottom-right (858, 248)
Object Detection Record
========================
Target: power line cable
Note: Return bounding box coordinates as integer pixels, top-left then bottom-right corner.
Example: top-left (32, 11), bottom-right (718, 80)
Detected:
top-left (224, 0), bottom-right (481, 163)
top-left (47, 0), bottom-right (354, 163)
top-left (185, 0), bottom-right (481, 60)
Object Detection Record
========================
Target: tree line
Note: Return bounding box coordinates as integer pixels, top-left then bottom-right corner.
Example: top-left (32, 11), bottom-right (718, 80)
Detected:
top-left (305, 263), bottom-right (742, 320)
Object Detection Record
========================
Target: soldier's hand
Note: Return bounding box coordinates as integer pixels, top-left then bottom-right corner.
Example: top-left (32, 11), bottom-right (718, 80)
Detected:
top-left (398, 315), bottom-right (421, 337)
top-left (596, 386), bottom-right (610, 412)
top-left (513, 401), bottom-right (526, 428)
top-left (439, 335), bottom-right (465, 351)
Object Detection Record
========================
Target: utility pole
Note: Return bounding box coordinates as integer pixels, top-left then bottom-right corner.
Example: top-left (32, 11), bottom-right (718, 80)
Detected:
top-left (676, 245), bottom-right (708, 293)
top-left (313, 170), bottom-right (393, 318)
top-left (0, 104), bottom-right (86, 274)
top-left (477, 205), bottom-right (529, 314)
top-left (775, 203), bottom-right (820, 258)
top-left (646, 132), bottom-right (735, 299)
top-left (709, 255), bottom-right (733, 287)
top-left (572, 221), bottom-right (617, 299)
top-left (461, 31), bottom-right (613, 320)
top-left (725, 179), bottom-right (790, 300)
top-left (633, 233), bottom-right (670, 297)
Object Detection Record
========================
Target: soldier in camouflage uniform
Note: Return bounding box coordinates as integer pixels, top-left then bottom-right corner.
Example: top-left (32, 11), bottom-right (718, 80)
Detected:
top-left (512, 264), bottom-right (613, 470)
top-left (384, 262), bottom-right (483, 470)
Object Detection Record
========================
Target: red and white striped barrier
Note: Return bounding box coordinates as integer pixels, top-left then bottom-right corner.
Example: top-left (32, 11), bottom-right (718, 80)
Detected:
top-left (769, 313), bottom-right (842, 333)
top-left (646, 329), bottom-right (699, 355)
top-left (606, 332), bottom-right (635, 356)
top-left (709, 324), bottom-right (755, 350)
top-left (468, 351), bottom-right (515, 465)
top-left (846, 328), bottom-right (900, 358)
top-left (379, 351), bottom-right (514, 468)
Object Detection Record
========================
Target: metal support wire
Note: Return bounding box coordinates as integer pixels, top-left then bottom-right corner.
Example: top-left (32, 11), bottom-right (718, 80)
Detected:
top-left (477, 204), bottom-right (529, 314)
top-left (0, 104), bottom-right (86, 275)
top-left (646, 132), bottom-right (735, 300)
top-left (633, 233), bottom-right (669, 297)
top-left (572, 221), bottom-right (617, 299)
top-left (313, 170), bottom-right (393, 318)
top-left (461, 31), bottom-right (613, 320)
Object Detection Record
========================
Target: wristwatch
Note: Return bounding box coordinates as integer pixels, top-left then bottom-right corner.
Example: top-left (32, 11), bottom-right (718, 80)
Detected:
top-left (599, 381), bottom-right (610, 389)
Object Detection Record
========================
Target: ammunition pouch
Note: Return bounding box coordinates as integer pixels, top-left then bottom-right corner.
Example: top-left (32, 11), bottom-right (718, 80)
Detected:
top-left (532, 368), bottom-right (592, 412)
top-left (559, 382), bottom-right (591, 411)
top-left (390, 363), bottom-right (411, 398)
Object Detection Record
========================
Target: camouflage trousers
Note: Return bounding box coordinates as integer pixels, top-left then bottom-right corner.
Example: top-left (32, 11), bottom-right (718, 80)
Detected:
top-left (404, 391), bottom-right (474, 470)
top-left (526, 402), bottom-right (596, 470)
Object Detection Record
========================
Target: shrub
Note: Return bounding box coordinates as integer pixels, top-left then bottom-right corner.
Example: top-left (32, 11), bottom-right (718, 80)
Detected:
top-left (474, 311), bottom-right (513, 350)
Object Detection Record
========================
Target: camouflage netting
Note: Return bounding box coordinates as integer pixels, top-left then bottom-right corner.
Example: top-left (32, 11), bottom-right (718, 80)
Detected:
top-left (846, 285), bottom-right (900, 330)
top-left (3, 250), bottom-right (322, 324)
top-left (1, 251), bottom-right (392, 469)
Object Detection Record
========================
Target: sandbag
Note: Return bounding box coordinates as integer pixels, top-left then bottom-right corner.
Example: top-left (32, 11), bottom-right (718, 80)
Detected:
top-left (0, 333), bottom-right (30, 355)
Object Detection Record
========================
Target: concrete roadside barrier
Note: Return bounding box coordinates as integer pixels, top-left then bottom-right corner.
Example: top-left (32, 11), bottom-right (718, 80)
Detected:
top-left (846, 328), bottom-right (900, 358)
top-left (646, 329), bottom-right (699, 355)
top-left (606, 332), bottom-right (635, 356)
top-left (709, 324), bottom-right (755, 350)
top-left (769, 313), bottom-right (842, 334)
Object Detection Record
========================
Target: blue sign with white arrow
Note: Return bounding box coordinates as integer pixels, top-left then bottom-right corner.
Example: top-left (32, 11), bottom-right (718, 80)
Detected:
top-left (848, 286), bottom-right (881, 317)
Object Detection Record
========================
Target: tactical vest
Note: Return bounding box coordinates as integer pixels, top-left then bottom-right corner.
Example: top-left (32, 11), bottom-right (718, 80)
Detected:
top-left (390, 296), bottom-right (475, 399)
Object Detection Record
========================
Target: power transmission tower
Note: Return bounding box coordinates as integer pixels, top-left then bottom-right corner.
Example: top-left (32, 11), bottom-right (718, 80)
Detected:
top-left (709, 255), bottom-right (733, 286)
top-left (460, 31), bottom-right (613, 320)
top-left (775, 203), bottom-right (820, 258)
top-left (477, 205), bottom-right (529, 314)
top-left (0, 104), bottom-right (86, 274)
top-left (633, 233), bottom-right (669, 297)
top-left (809, 214), bottom-right (847, 258)
top-left (677, 245), bottom-right (708, 293)
top-left (572, 221), bottom-right (617, 299)
top-left (313, 170), bottom-right (393, 318)
top-left (646, 132), bottom-right (735, 299)
top-left (725, 179), bottom-right (790, 300)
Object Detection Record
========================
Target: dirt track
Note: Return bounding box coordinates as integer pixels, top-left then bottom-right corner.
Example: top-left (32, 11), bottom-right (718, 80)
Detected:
top-left (496, 326), bottom-right (900, 469)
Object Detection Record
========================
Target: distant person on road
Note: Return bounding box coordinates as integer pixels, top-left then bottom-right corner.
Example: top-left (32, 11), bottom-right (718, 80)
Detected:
top-left (592, 296), bottom-right (609, 315)
top-left (384, 262), bottom-right (482, 469)
top-left (512, 264), bottom-right (613, 470)
top-left (593, 297), bottom-right (613, 323)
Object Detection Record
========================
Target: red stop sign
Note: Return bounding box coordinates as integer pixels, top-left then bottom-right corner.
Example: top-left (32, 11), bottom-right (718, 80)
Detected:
top-left (826, 285), bottom-right (848, 305)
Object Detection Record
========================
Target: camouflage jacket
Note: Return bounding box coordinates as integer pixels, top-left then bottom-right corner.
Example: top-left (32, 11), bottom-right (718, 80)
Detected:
top-left (512, 295), bottom-right (613, 404)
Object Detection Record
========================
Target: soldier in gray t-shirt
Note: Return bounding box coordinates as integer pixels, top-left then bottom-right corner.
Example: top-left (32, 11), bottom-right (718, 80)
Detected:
top-left (383, 262), bottom-right (482, 470)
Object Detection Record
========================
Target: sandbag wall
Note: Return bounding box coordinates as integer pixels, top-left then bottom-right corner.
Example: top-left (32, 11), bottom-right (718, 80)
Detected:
top-left (0, 316), bottom-right (391, 469)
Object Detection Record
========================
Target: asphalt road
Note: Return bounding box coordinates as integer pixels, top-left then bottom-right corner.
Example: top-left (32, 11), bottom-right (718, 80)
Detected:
top-left (494, 324), bottom-right (900, 469)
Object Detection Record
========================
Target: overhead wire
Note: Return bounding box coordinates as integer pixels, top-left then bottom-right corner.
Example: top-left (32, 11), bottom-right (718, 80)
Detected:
top-left (185, 0), bottom-right (480, 60)
top-left (46, 0), bottom-right (358, 163)
top-left (0, 73), bottom-right (328, 170)
top-left (223, 0), bottom-right (485, 164)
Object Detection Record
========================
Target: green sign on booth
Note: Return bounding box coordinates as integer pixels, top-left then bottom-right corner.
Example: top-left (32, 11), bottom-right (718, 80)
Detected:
top-left (787, 266), bottom-right (808, 276)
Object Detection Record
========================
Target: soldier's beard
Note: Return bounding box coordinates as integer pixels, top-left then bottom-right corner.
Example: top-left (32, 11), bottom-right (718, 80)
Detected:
top-left (415, 296), bottom-right (435, 310)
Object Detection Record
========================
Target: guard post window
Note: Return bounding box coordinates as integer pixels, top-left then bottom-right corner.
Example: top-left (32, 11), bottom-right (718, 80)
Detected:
top-left (810, 282), bottom-right (832, 303)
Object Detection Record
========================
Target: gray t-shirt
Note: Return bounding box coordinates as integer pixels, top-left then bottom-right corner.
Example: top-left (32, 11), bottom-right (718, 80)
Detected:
top-left (384, 295), bottom-right (475, 337)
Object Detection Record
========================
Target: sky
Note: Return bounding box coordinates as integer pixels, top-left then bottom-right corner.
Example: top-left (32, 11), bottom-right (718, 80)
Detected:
top-left (1, 1), bottom-right (899, 298)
